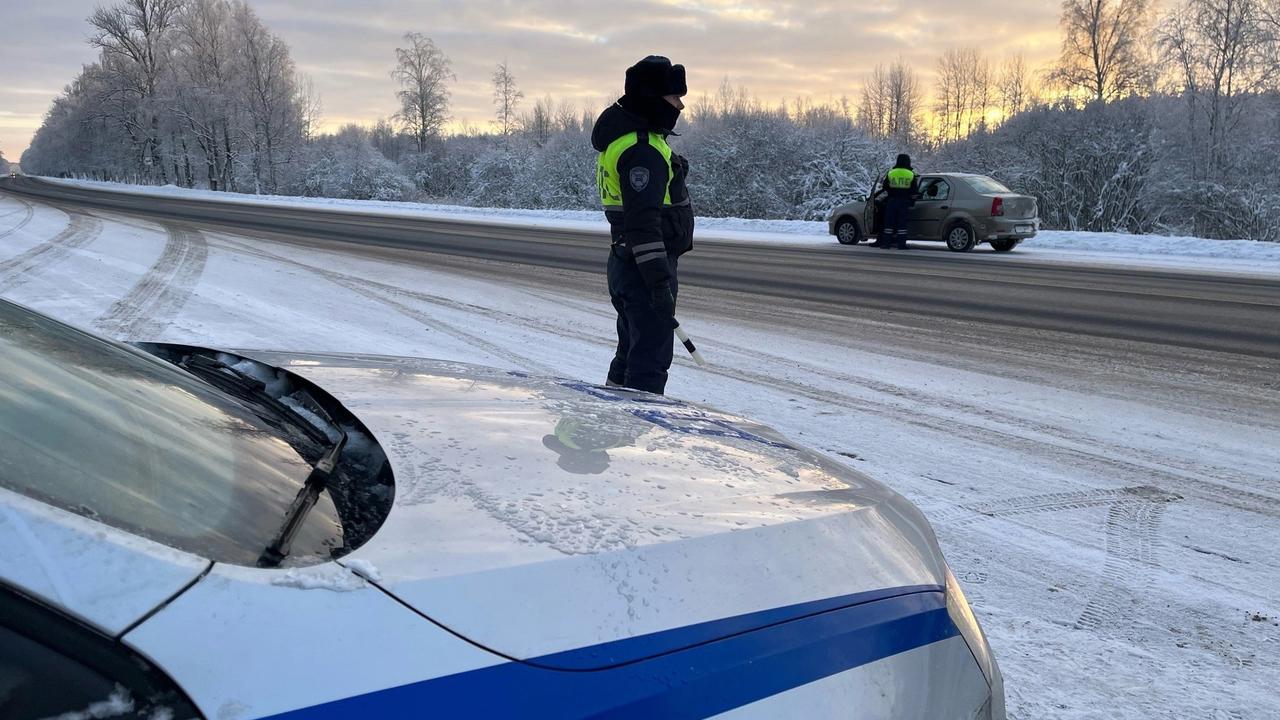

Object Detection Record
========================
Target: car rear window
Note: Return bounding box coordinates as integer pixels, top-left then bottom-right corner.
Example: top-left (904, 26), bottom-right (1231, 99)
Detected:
top-left (964, 176), bottom-right (1012, 194)
top-left (0, 301), bottom-right (342, 565)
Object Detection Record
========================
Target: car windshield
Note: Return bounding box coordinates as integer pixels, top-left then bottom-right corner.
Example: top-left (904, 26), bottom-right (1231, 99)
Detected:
top-left (964, 176), bottom-right (1012, 194)
top-left (0, 300), bottom-right (342, 565)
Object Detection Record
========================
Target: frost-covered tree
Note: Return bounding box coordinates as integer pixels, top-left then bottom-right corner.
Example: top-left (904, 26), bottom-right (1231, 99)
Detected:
top-left (491, 60), bottom-right (523, 139)
top-left (1157, 0), bottom-right (1280, 237)
top-left (522, 95), bottom-right (554, 145)
top-left (171, 0), bottom-right (237, 190)
top-left (289, 124), bottom-right (409, 201)
top-left (1050, 0), bottom-right (1153, 101)
top-left (88, 0), bottom-right (185, 183)
top-left (391, 32), bottom-right (454, 153)
top-left (25, 0), bottom-right (312, 193)
top-left (233, 1), bottom-right (308, 193)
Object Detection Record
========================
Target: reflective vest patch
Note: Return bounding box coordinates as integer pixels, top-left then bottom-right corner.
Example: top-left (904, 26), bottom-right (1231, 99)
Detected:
top-left (598, 132), bottom-right (674, 208)
top-left (887, 167), bottom-right (915, 190)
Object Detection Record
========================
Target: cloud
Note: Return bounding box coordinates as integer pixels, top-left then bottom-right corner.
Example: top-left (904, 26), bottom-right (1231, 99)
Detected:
top-left (0, 0), bottom-right (1065, 157)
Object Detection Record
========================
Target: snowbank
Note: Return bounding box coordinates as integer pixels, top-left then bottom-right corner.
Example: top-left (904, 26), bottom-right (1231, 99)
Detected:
top-left (40, 177), bottom-right (1280, 277)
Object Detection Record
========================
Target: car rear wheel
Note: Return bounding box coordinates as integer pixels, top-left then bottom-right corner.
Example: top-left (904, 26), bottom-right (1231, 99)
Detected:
top-left (835, 218), bottom-right (862, 245)
top-left (945, 223), bottom-right (976, 252)
top-left (990, 239), bottom-right (1019, 252)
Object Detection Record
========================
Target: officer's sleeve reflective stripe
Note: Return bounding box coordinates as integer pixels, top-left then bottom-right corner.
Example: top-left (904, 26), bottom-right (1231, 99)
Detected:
top-left (630, 242), bottom-right (666, 254)
top-left (634, 251), bottom-right (667, 263)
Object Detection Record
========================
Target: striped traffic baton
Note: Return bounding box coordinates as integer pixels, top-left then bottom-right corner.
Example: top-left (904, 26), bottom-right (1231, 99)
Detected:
top-left (673, 321), bottom-right (707, 366)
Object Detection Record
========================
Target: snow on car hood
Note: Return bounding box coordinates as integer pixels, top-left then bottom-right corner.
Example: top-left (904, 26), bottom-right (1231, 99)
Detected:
top-left (244, 351), bottom-right (948, 667)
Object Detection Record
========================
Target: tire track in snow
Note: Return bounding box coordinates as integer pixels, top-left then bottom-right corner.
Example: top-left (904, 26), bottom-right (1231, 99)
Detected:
top-left (0, 213), bottom-right (103, 294)
top-left (0, 196), bottom-right (35, 240)
top-left (925, 487), bottom-right (1141, 525)
top-left (94, 223), bottom-right (208, 339)
top-left (928, 485), bottom-right (1182, 634)
top-left (207, 234), bottom-right (557, 375)
top-left (1075, 488), bottom-right (1180, 632)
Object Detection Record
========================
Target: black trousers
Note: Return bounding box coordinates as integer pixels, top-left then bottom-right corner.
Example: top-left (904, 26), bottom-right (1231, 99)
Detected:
top-left (607, 249), bottom-right (677, 395)
top-left (884, 197), bottom-right (911, 243)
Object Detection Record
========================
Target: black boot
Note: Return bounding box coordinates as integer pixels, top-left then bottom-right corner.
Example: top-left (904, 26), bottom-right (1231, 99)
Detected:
top-left (869, 238), bottom-right (891, 248)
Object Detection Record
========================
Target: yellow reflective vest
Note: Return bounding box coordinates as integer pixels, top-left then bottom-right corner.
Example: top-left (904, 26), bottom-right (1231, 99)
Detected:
top-left (597, 131), bottom-right (674, 209)
top-left (887, 167), bottom-right (915, 190)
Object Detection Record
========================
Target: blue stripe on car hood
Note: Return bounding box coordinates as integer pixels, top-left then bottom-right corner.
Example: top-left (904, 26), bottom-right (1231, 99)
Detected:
top-left (265, 585), bottom-right (956, 719)
top-left (530, 583), bottom-right (942, 670)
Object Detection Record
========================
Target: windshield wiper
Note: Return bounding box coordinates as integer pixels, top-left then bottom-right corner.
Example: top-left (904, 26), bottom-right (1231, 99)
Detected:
top-left (175, 353), bottom-right (351, 566)
top-left (258, 431), bottom-right (348, 568)
top-left (179, 354), bottom-right (331, 448)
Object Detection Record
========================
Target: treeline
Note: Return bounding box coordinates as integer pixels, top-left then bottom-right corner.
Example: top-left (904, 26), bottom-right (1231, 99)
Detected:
top-left (23, 0), bottom-right (1280, 241)
top-left (25, 0), bottom-right (314, 194)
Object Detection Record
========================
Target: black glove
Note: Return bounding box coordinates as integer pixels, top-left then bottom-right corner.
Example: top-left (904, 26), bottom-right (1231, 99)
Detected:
top-left (648, 283), bottom-right (677, 328)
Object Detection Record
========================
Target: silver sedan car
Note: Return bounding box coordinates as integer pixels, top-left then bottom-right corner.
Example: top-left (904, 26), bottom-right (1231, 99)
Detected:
top-left (829, 172), bottom-right (1038, 252)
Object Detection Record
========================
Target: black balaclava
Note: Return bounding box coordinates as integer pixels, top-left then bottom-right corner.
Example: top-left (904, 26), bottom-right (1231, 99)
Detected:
top-left (896, 153), bottom-right (913, 169)
top-left (618, 55), bottom-right (687, 133)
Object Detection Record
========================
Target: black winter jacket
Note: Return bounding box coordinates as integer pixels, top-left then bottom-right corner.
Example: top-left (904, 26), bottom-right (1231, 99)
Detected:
top-left (592, 103), bottom-right (693, 288)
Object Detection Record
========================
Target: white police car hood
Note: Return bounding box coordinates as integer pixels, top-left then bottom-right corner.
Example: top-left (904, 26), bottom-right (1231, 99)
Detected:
top-left (244, 351), bottom-right (949, 669)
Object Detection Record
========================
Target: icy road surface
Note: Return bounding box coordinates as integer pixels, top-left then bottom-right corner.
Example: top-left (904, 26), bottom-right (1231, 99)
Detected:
top-left (0, 191), bottom-right (1277, 719)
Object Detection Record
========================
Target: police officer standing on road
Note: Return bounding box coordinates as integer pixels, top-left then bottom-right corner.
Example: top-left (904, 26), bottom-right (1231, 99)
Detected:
top-left (873, 153), bottom-right (918, 250)
top-left (592, 56), bottom-right (694, 395)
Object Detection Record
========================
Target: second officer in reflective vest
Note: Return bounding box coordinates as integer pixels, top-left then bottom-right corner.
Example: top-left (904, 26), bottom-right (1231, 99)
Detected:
top-left (873, 153), bottom-right (919, 249)
top-left (591, 56), bottom-right (693, 395)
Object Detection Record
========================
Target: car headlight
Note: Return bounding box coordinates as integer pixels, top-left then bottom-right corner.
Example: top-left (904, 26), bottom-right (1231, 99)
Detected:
top-left (945, 568), bottom-right (1006, 720)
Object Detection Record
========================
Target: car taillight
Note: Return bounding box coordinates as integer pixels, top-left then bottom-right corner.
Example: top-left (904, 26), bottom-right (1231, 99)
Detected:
top-left (991, 197), bottom-right (1004, 217)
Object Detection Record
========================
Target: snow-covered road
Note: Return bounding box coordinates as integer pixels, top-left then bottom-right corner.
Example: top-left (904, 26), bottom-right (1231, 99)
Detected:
top-left (37, 177), bottom-right (1280, 279)
top-left (1, 191), bottom-right (1277, 719)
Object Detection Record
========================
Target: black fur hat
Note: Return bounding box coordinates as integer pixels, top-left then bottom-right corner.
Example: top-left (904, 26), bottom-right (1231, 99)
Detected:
top-left (625, 56), bottom-right (687, 98)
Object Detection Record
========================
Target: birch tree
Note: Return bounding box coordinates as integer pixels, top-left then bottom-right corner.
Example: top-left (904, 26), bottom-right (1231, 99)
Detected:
top-left (491, 60), bottom-right (523, 139)
top-left (998, 53), bottom-right (1036, 121)
top-left (935, 48), bottom-right (992, 142)
top-left (857, 60), bottom-right (923, 146)
top-left (391, 32), bottom-right (454, 153)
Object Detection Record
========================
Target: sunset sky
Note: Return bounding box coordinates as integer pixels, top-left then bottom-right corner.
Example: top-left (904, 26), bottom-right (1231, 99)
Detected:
top-left (0, 0), bottom-right (1064, 161)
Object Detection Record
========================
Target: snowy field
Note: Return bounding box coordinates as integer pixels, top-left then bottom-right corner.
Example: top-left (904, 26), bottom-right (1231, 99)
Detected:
top-left (42, 177), bottom-right (1280, 278)
top-left (1, 189), bottom-right (1278, 719)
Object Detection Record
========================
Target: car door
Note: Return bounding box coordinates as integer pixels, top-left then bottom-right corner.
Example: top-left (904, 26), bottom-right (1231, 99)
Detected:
top-left (863, 172), bottom-right (887, 237)
top-left (910, 176), bottom-right (952, 240)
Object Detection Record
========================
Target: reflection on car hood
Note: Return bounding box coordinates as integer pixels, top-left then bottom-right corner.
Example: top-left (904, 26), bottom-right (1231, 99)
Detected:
top-left (242, 350), bottom-right (948, 668)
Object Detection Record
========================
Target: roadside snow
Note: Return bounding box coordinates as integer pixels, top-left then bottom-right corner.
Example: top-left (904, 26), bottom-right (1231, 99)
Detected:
top-left (41, 177), bottom-right (1280, 277)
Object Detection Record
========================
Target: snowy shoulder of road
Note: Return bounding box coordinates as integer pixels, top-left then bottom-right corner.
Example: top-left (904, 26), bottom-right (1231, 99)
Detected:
top-left (41, 177), bottom-right (1280, 277)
